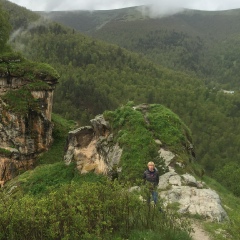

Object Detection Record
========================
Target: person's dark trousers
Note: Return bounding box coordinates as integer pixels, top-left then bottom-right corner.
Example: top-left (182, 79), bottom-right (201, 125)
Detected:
top-left (147, 190), bottom-right (158, 205)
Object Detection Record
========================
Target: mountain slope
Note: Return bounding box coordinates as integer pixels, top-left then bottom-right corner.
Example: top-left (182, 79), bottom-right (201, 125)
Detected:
top-left (2, 103), bottom-right (240, 240)
top-left (1, 0), bottom-right (240, 192)
top-left (41, 7), bottom-right (240, 39)
top-left (0, 3), bottom-right (240, 239)
top-left (41, 6), bottom-right (240, 88)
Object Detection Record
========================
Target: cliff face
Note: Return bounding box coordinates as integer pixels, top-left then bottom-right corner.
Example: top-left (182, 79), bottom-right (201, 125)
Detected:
top-left (64, 115), bottom-right (122, 176)
top-left (0, 54), bottom-right (59, 182)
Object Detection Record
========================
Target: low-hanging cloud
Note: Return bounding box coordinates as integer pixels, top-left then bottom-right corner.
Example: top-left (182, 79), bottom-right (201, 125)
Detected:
top-left (8, 0), bottom-right (240, 12)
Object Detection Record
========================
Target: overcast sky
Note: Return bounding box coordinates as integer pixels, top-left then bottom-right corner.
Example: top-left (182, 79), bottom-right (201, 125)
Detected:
top-left (8, 0), bottom-right (240, 12)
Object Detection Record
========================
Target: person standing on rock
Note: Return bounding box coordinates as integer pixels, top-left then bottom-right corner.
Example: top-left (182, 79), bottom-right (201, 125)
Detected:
top-left (143, 161), bottom-right (159, 205)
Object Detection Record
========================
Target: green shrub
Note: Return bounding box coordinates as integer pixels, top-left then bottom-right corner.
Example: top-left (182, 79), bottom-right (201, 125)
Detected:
top-left (2, 88), bottom-right (39, 115)
top-left (147, 104), bottom-right (192, 151)
top-left (126, 229), bottom-right (192, 240)
top-left (0, 181), bottom-right (192, 240)
top-left (213, 162), bottom-right (240, 197)
top-left (0, 148), bottom-right (12, 157)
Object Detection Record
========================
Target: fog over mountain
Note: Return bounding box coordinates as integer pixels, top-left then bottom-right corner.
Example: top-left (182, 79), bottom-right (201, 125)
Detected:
top-left (8, 0), bottom-right (240, 12)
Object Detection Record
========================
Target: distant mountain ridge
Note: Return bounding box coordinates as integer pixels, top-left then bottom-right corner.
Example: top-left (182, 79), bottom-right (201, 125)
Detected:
top-left (40, 6), bottom-right (240, 89)
top-left (39, 6), bottom-right (240, 39)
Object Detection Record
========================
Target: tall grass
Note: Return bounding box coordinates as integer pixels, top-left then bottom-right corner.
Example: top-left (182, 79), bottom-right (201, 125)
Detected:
top-left (37, 113), bottom-right (75, 165)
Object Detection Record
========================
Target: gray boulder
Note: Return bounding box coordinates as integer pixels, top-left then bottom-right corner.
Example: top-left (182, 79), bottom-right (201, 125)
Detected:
top-left (160, 186), bottom-right (228, 222)
top-left (158, 170), bottom-right (228, 222)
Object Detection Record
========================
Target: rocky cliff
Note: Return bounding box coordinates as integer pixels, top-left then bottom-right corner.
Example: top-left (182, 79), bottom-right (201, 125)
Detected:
top-left (0, 53), bottom-right (59, 183)
top-left (64, 103), bottom-right (228, 222)
top-left (64, 115), bottom-right (122, 176)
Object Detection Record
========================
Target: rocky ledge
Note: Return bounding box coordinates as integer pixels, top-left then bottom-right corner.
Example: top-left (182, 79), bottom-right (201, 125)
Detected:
top-left (158, 148), bottom-right (228, 222)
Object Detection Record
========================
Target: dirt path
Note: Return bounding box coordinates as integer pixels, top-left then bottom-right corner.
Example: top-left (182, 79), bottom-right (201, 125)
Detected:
top-left (191, 221), bottom-right (212, 240)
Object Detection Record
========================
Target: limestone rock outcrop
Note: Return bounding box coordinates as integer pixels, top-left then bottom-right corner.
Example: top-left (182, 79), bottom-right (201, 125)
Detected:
top-left (64, 115), bottom-right (122, 176)
top-left (0, 55), bottom-right (58, 183)
top-left (158, 159), bottom-right (228, 221)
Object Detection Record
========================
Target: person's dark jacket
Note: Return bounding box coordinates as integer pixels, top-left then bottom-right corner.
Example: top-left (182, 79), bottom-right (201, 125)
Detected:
top-left (143, 168), bottom-right (159, 188)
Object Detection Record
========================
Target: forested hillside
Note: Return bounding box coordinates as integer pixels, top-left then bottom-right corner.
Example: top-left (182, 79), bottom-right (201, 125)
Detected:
top-left (42, 6), bottom-right (240, 89)
top-left (1, 0), bottom-right (240, 196)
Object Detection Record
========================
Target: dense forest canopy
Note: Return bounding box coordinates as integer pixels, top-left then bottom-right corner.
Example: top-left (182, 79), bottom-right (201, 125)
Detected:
top-left (42, 7), bottom-right (240, 89)
top-left (0, 4), bottom-right (11, 52)
top-left (1, 0), bottom-right (240, 196)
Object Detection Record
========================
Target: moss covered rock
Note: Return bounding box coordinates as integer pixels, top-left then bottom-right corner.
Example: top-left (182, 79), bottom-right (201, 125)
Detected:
top-left (65, 103), bottom-right (194, 182)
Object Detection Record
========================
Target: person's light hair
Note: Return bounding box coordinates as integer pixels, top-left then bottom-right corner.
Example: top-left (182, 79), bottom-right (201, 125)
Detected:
top-left (147, 161), bottom-right (155, 166)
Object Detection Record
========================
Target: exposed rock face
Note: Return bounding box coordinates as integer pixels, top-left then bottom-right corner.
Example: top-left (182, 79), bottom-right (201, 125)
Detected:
top-left (158, 167), bottom-right (228, 222)
top-left (158, 148), bottom-right (175, 166)
top-left (64, 115), bottom-right (122, 176)
top-left (0, 72), bottom-right (58, 182)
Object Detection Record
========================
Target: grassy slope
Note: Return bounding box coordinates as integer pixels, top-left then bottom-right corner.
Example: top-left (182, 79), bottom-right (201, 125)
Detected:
top-left (104, 103), bottom-right (193, 182)
top-left (201, 176), bottom-right (240, 240)
top-left (6, 113), bottom-right (105, 196)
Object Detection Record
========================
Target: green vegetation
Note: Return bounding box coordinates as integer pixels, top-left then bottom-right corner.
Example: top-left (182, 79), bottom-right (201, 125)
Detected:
top-left (0, 3), bottom-right (240, 239)
top-left (0, 181), bottom-right (191, 240)
top-left (2, 88), bottom-right (39, 114)
top-left (86, 8), bottom-right (240, 89)
top-left (0, 109), bottom-right (192, 240)
top-left (3, 2), bottom-right (240, 191)
top-left (0, 3), bottom-right (11, 53)
top-left (16, 162), bottom-right (106, 196)
top-left (200, 176), bottom-right (240, 240)
top-left (104, 104), bottom-right (192, 181)
top-left (126, 229), bottom-right (191, 240)
top-left (23, 80), bottom-right (51, 90)
top-left (0, 51), bottom-right (23, 61)
top-left (40, 7), bottom-right (147, 33)
top-left (0, 147), bottom-right (11, 157)
top-left (104, 105), bottom-right (160, 182)
top-left (0, 51), bottom-right (59, 80)
top-left (147, 104), bottom-right (191, 151)
top-left (0, 0), bottom-right (40, 30)
top-left (1, 0), bottom-right (240, 195)
top-left (213, 162), bottom-right (240, 197)
top-left (0, 37), bottom-right (59, 115)
top-left (17, 162), bottom-right (78, 195)
top-left (37, 113), bottom-right (75, 165)
top-left (44, 6), bottom-right (240, 89)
